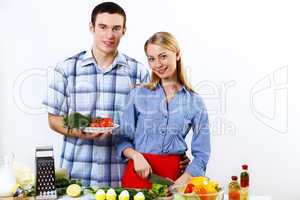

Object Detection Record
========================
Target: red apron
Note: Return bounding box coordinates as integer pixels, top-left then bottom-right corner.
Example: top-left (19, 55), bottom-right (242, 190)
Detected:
top-left (121, 153), bottom-right (181, 189)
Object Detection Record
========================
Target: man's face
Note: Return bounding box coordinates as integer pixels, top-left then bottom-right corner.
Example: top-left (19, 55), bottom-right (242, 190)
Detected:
top-left (90, 13), bottom-right (126, 55)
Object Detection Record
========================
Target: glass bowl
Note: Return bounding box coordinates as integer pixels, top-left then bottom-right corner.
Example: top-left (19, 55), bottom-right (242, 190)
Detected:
top-left (171, 184), bottom-right (225, 200)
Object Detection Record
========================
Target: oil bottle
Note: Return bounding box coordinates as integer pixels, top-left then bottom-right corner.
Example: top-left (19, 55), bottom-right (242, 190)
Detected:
top-left (228, 176), bottom-right (240, 200)
top-left (240, 164), bottom-right (249, 200)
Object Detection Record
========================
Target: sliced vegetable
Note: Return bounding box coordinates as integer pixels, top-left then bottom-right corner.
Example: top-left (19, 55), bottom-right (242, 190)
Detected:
top-left (151, 183), bottom-right (168, 197)
top-left (184, 183), bottom-right (195, 193)
top-left (66, 184), bottom-right (82, 197)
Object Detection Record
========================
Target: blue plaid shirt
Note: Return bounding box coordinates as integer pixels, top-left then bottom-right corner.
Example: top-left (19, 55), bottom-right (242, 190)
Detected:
top-left (43, 50), bottom-right (150, 186)
top-left (117, 84), bottom-right (211, 176)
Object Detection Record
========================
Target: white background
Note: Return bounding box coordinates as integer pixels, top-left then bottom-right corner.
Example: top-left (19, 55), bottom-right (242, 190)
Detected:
top-left (1, 0), bottom-right (299, 199)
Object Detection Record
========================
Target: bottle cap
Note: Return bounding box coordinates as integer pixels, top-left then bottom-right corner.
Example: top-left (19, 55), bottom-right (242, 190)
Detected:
top-left (231, 176), bottom-right (238, 181)
top-left (242, 164), bottom-right (248, 170)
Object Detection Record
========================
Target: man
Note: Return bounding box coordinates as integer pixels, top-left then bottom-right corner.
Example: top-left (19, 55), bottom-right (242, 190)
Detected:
top-left (43, 2), bottom-right (149, 187)
top-left (43, 2), bottom-right (189, 187)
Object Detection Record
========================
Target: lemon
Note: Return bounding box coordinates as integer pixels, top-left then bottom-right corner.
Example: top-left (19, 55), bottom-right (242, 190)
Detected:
top-left (95, 189), bottom-right (106, 200)
top-left (119, 190), bottom-right (130, 200)
top-left (191, 176), bottom-right (208, 183)
top-left (205, 184), bottom-right (217, 194)
top-left (190, 176), bottom-right (208, 188)
top-left (133, 192), bottom-right (145, 200)
top-left (207, 180), bottom-right (219, 188)
top-left (66, 184), bottom-right (82, 197)
top-left (106, 188), bottom-right (117, 200)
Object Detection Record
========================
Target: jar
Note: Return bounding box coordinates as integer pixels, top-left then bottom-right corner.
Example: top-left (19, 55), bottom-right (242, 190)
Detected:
top-left (0, 153), bottom-right (17, 197)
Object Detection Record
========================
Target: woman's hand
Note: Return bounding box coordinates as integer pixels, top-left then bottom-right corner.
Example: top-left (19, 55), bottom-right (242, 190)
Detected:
top-left (174, 172), bottom-right (192, 186)
top-left (132, 152), bottom-right (152, 179)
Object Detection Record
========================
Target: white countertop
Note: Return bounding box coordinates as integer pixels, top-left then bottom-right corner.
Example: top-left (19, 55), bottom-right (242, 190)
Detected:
top-left (58, 195), bottom-right (272, 200)
top-left (224, 196), bottom-right (271, 200)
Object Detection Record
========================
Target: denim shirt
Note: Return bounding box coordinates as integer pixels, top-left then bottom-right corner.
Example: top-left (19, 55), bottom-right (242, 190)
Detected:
top-left (116, 84), bottom-right (211, 176)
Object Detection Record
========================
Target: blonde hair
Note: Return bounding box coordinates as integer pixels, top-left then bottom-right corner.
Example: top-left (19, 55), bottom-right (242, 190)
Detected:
top-left (143, 32), bottom-right (194, 92)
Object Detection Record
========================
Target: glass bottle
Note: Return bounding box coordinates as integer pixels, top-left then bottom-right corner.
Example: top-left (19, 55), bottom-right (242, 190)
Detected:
top-left (240, 164), bottom-right (249, 200)
top-left (228, 176), bottom-right (240, 200)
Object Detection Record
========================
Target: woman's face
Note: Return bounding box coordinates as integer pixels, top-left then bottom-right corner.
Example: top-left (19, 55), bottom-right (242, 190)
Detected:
top-left (146, 43), bottom-right (180, 80)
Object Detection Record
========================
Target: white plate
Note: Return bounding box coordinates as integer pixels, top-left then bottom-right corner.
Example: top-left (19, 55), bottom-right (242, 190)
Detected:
top-left (83, 124), bottom-right (119, 133)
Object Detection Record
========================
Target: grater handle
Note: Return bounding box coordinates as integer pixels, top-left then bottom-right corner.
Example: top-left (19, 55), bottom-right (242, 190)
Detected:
top-left (35, 146), bottom-right (54, 157)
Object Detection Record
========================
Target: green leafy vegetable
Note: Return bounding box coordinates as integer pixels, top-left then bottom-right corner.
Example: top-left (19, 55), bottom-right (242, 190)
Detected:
top-left (63, 112), bottom-right (91, 129)
top-left (150, 183), bottom-right (169, 197)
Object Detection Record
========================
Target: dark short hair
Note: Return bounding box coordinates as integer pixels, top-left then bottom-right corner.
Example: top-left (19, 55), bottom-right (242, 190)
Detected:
top-left (91, 2), bottom-right (126, 27)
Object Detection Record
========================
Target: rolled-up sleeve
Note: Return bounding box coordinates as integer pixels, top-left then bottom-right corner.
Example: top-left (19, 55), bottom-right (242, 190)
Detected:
top-left (186, 100), bottom-right (211, 177)
top-left (116, 89), bottom-right (138, 162)
top-left (42, 62), bottom-right (68, 116)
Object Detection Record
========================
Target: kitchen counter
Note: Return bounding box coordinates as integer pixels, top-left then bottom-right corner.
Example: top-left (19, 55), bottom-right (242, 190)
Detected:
top-left (0, 195), bottom-right (272, 200)
top-left (57, 195), bottom-right (272, 200)
top-left (224, 196), bottom-right (271, 200)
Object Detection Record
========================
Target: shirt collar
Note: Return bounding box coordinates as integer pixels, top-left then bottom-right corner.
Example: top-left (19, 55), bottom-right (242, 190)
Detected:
top-left (80, 49), bottom-right (96, 67)
top-left (179, 85), bottom-right (189, 93)
top-left (80, 49), bottom-right (128, 68)
top-left (157, 83), bottom-right (189, 93)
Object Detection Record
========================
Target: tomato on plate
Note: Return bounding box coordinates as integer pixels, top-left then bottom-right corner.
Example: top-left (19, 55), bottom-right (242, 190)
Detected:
top-left (90, 122), bottom-right (101, 127)
top-left (92, 118), bottom-right (102, 124)
top-left (89, 117), bottom-right (113, 127)
top-left (100, 118), bottom-right (114, 127)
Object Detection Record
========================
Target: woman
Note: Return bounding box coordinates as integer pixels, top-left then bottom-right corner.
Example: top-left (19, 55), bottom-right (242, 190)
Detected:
top-left (117, 32), bottom-right (211, 189)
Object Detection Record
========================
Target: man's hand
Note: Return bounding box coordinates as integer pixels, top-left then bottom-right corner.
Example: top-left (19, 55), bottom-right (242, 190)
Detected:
top-left (180, 154), bottom-right (190, 173)
top-left (48, 114), bottom-right (112, 140)
top-left (132, 152), bottom-right (152, 179)
top-left (70, 129), bottom-right (112, 140)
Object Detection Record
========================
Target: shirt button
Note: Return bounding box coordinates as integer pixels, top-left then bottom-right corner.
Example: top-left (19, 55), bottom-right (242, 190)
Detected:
top-left (164, 115), bottom-right (168, 118)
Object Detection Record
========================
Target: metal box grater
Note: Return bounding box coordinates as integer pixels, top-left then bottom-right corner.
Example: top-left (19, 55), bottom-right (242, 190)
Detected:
top-left (35, 146), bottom-right (57, 200)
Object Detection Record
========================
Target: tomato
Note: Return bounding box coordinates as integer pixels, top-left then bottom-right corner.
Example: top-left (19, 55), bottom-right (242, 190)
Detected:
top-left (99, 118), bottom-right (113, 127)
top-left (90, 117), bottom-right (113, 127)
top-left (90, 122), bottom-right (101, 127)
top-left (92, 118), bottom-right (102, 124)
top-left (184, 183), bottom-right (195, 193)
